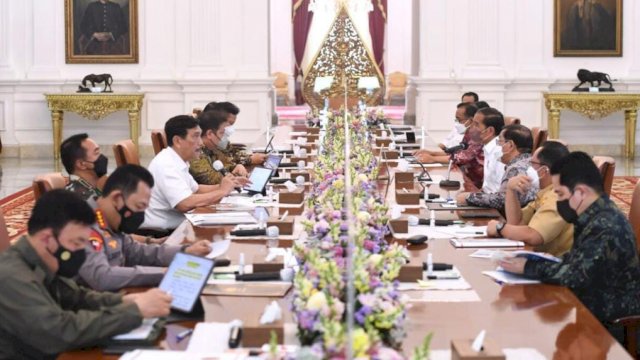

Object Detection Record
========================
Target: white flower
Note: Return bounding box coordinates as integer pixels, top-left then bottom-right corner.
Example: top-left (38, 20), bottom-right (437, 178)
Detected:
top-left (307, 291), bottom-right (328, 311)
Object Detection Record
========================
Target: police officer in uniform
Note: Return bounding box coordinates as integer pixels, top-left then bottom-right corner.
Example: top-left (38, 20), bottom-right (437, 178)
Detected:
top-left (77, 165), bottom-right (212, 292)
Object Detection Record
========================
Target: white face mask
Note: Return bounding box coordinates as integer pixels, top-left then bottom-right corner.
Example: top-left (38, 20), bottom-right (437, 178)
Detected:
top-left (454, 122), bottom-right (467, 134)
top-left (224, 126), bottom-right (236, 137)
top-left (526, 166), bottom-right (540, 190)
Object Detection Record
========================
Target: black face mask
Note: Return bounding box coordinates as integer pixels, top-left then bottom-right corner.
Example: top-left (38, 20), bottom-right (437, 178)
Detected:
top-left (556, 199), bottom-right (578, 224)
top-left (118, 202), bottom-right (145, 234)
top-left (52, 237), bottom-right (86, 278)
top-left (90, 154), bottom-right (109, 178)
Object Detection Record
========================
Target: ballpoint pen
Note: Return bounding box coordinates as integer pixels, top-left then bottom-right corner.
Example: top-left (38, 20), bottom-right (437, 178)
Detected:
top-left (455, 231), bottom-right (485, 235)
top-left (176, 329), bottom-right (193, 342)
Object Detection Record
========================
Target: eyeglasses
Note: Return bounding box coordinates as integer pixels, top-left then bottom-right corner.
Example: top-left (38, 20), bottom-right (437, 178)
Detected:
top-left (496, 138), bottom-right (511, 146)
top-left (530, 161), bottom-right (544, 167)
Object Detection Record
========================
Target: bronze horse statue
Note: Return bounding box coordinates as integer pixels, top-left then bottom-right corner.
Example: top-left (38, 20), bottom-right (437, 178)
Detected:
top-left (81, 74), bottom-right (113, 92)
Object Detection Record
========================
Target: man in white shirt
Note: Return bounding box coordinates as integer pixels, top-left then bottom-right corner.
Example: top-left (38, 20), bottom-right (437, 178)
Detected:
top-left (456, 107), bottom-right (505, 205)
top-left (415, 92), bottom-right (479, 157)
top-left (141, 115), bottom-right (241, 233)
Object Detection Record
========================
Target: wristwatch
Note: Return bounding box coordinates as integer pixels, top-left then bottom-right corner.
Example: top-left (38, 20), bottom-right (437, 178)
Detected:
top-left (495, 222), bottom-right (505, 237)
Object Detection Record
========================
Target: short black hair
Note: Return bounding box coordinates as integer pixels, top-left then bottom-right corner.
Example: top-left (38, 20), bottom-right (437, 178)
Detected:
top-left (475, 101), bottom-right (490, 109)
top-left (502, 124), bottom-right (533, 154)
top-left (537, 141), bottom-right (570, 168)
top-left (461, 92), bottom-right (479, 102)
top-left (550, 151), bottom-right (604, 194)
top-left (60, 133), bottom-right (89, 174)
top-left (198, 110), bottom-right (228, 135)
top-left (209, 101), bottom-right (240, 115)
top-left (456, 102), bottom-right (478, 119)
top-left (28, 189), bottom-right (96, 236)
top-left (478, 107), bottom-right (504, 136)
top-left (202, 101), bottom-right (217, 113)
top-left (165, 115), bottom-right (200, 147)
top-left (102, 164), bottom-right (154, 197)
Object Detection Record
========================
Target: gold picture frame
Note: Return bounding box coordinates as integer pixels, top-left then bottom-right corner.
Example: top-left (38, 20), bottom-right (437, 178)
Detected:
top-left (554, 0), bottom-right (622, 57)
top-left (65, 0), bottom-right (138, 64)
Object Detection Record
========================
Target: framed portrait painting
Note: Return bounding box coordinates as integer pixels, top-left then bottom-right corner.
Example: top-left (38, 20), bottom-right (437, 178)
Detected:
top-left (65, 0), bottom-right (138, 63)
top-left (554, 0), bottom-right (622, 57)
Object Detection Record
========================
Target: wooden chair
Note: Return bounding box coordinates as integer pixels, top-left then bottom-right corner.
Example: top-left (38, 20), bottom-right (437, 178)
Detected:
top-left (0, 207), bottom-right (10, 253)
top-left (629, 180), bottom-right (640, 254)
top-left (273, 72), bottom-right (290, 106)
top-left (600, 181), bottom-right (640, 360)
top-left (113, 139), bottom-right (140, 167)
top-left (531, 127), bottom-right (549, 151)
top-left (32, 173), bottom-right (67, 201)
top-left (504, 117), bottom-right (521, 126)
top-left (592, 156), bottom-right (615, 196)
top-left (385, 72), bottom-right (407, 104)
top-left (151, 130), bottom-right (167, 155)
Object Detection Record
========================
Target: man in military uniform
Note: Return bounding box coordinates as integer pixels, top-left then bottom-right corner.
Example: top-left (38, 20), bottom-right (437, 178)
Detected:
top-left (79, 0), bottom-right (129, 55)
top-left (78, 164), bottom-right (212, 292)
top-left (500, 152), bottom-right (640, 344)
top-left (204, 101), bottom-right (267, 166)
top-left (189, 110), bottom-right (252, 186)
top-left (61, 133), bottom-right (108, 201)
top-left (0, 190), bottom-right (171, 359)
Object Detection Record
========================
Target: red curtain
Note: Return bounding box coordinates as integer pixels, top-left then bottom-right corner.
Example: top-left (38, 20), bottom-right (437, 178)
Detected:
top-left (292, 0), bottom-right (314, 105)
top-left (368, 0), bottom-right (386, 75)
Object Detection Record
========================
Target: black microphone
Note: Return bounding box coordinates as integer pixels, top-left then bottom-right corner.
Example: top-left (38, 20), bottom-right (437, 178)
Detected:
top-left (444, 142), bottom-right (468, 154)
top-left (230, 228), bottom-right (267, 237)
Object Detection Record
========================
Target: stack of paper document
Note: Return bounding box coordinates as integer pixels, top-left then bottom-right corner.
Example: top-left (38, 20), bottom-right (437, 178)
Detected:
top-left (185, 212), bottom-right (256, 226)
top-left (450, 238), bottom-right (525, 248)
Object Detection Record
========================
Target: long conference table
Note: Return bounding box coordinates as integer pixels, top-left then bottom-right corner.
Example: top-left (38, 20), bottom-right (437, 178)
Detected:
top-left (60, 129), bottom-right (631, 359)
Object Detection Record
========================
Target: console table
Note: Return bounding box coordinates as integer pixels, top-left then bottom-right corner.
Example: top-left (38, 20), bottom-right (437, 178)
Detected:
top-left (44, 93), bottom-right (145, 161)
top-left (543, 92), bottom-right (640, 158)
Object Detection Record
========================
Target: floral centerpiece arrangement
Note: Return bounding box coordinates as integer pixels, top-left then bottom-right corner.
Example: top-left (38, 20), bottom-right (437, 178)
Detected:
top-left (291, 111), bottom-right (411, 359)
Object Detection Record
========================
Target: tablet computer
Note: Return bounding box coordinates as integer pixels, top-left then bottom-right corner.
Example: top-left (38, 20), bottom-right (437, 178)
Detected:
top-left (264, 134), bottom-right (275, 153)
top-left (263, 154), bottom-right (283, 173)
top-left (243, 167), bottom-right (273, 194)
top-left (159, 253), bottom-right (215, 313)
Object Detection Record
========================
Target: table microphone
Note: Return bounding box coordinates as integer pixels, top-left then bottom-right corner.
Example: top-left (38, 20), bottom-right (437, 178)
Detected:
top-left (443, 142), bottom-right (468, 155)
top-left (213, 160), bottom-right (229, 176)
top-left (230, 228), bottom-right (267, 236)
top-left (440, 157), bottom-right (461, 188)
top-left (235, 268), bottom-right (294, 282)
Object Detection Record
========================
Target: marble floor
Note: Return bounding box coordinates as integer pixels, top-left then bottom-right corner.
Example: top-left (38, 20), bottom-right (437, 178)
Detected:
top-left (1, 155), bottom-right (639, 200)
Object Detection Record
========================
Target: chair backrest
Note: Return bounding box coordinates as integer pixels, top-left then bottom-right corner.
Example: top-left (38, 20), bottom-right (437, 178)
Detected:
top-left (0, 207), bottom-right (10, 253)
top-left (504, 117), bottom-right (521, 126)
top-left (531, 127), bottom-right (549, 151)
top-left (151, 130), bottom-right (167, 155)
top-left (113, 139), bottom-right (140, 167)
top-left (273, 72), bottom-right (288, 88)
top-left (629, 181), bottom-right (640, 254)
top-left (387, 72), bottom-right (407, 87)
top-left (592, 156), bottom-right (615, 196)
top-left (32, 173), bottom-right (67, 201)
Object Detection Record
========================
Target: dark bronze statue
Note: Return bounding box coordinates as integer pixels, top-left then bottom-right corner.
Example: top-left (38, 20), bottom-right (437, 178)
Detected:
top-left (77, 73), bottom-right (114, 93)
top-left (573, 69), bottom-right (615, 92)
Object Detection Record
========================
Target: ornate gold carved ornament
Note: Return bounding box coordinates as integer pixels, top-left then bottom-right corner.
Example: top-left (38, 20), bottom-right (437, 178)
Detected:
top-left (543, 93), bottom-right (640, 119)
top-left (302, 6), bottom-right (384, 110)
top-left (44, 94), bottom-right (144, 121)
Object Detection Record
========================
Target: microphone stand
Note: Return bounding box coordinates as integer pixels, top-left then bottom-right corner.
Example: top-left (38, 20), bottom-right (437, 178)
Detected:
top-left (439, 157), bottom-right (460, 188)
top-left (416, 160), bottom-right (432, 182)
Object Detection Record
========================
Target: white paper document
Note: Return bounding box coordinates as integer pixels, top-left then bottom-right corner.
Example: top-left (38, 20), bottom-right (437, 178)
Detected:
top-left (164, 220), bottom-right (195, 246)
top-left (186, 322), bottom-right (232, 353)
top-left (206, 239), bottom-right (231, 259)
top-left (112, 318), bottom-right (159, 340)
top-left (450, 238), bottom-right (525, 248)
top-left (429, 348), bottom-right (546, 360)
top-left (185, 212), bottom-right (257, 226)
top-left (482, 269), bottom-right (541, 285)
top-left (120, 350), bottom-right (243, 360)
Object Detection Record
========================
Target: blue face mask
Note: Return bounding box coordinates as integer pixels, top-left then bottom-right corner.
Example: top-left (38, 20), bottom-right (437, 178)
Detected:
top-left (224, 126), bottom-right (236, 137)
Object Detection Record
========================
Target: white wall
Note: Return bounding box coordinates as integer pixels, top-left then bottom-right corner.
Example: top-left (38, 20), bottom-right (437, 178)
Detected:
top-left (0, 0), bottom-right (273, 156)
top-left (412, 0), bottom-right (640, 155)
